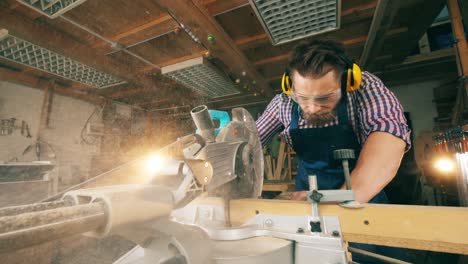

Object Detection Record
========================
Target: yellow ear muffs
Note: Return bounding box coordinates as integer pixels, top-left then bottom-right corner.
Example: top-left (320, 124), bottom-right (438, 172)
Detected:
top-left (346, 63), bottom-right (362, 91)
top-left (281, 72), bottom-right (292, 95)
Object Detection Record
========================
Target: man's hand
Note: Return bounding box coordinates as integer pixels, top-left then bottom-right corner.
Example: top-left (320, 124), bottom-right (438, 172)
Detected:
top-left (291, 191), bottom-right (308, 201)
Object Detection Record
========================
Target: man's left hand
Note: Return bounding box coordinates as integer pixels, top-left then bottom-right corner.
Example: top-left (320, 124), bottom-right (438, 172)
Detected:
top-left (291, 191), bottom-right (308, 201)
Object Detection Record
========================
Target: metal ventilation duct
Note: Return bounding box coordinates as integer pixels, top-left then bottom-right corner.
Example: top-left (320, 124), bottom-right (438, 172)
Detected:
top-left (0, 29), bottom-right (125, 89)
top-left (161, 57), bottom-right (240, 98)
top-left (16, 0), bottom-right (88, 19)
top-left (249, 0), bottom-right (341, 45)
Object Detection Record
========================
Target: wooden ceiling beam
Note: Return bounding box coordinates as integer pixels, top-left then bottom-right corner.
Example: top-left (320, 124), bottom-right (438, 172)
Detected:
top-left (235, 33), bottom-right (269, 50)
top-left (253, 34), bottom-right (377, 67)
top-left (385, 0), bottom-right (446, 65)
top-left (205, 0), bottom-right (249, 16)
top-left (400, 47), bottom-right (455, 65)
top-left (359, 0), bottom-right (400, 69)
top-left (92, 0), bottom-right (250, 53)
top-left (91, 14), bottom-right (178, 53)
top-left (341, 1), bottom-right (377, 17)
top-left (154, 0), bottom-right (274, 96)
top-left (254, 54), bottom-right (289, 67)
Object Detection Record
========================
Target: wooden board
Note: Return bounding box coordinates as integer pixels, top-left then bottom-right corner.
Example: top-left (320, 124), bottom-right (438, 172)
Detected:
top-left (127, 31), bottom-right (206, 66)
top-left (273, 141), bottom-right (286, 180)
top-left (214, 5), bottom-right (264, 43)
top-left (230, 199), bottom-right (468, 254)
top-left (65, 0), bottom-right (167, 39)
top-left (262, 182), bottom-right (294, 192)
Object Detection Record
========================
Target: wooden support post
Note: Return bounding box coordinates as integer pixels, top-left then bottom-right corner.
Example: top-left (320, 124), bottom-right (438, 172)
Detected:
top-left (230, 199), bottom-right (468, 254)
top-left (448, 0), bottom-right (468, 96)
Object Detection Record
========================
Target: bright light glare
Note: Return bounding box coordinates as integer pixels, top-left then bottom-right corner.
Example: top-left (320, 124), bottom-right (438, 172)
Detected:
top-left (434, 158), bottom-right (455, 173)
top-left (145, 154), bottom-right (166, 174)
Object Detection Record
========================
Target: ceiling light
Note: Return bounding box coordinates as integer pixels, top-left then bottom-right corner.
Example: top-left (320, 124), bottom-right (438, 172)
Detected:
top-left (0, 29), bottom-right (125, 89)
top-left (161, 56), bottom-right (240, 98)
top-left (249, 0), bottom-right (341, 45)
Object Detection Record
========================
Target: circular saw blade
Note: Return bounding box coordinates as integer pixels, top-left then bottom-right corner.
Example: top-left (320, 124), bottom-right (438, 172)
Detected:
top-left (216, 108), bottom-right (264, 199)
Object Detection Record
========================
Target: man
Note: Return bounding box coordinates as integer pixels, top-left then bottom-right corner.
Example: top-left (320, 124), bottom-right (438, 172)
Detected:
top-left (256, 39), bottom-right (411, 263)
top-left (256, 39), bottom-right (410, 204)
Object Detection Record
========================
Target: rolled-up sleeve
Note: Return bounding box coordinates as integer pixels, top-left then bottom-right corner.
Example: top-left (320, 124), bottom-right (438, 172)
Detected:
top-left (256, 95), bottom-right (284, 147)
top-left (356, 73), bottom-right (411, 151)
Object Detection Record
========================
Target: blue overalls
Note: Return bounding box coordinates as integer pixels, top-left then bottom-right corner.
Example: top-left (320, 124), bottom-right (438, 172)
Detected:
top-left (289, 85), bottom-right (407, 263)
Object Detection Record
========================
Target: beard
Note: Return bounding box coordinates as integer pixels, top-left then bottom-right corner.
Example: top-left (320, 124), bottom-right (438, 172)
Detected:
top-left (302, 108), bottom-right (337, 126)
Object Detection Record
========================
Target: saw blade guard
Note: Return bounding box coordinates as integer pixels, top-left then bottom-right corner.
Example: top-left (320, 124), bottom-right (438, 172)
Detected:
top-left (214, 107), bottom-right (264, 199)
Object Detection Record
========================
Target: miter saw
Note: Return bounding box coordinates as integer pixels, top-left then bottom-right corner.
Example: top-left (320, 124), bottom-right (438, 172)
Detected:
top-left (0, 105), bottom-right (355, 264)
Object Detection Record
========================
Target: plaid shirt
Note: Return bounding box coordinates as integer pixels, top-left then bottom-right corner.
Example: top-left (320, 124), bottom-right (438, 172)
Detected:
top-left (256, 71), bottom-right (411, 150)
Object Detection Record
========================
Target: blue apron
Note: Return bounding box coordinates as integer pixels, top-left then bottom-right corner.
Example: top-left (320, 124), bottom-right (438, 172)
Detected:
top-left (288, 86), bottom-right (409, 263)
top-left (289, 84), bottom-right (387, 204)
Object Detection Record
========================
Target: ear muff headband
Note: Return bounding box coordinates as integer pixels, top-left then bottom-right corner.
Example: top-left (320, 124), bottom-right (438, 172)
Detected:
top-left (282, 72), bottom-right (292, 95)
top-left (282, 55), bottom-right (362, 94)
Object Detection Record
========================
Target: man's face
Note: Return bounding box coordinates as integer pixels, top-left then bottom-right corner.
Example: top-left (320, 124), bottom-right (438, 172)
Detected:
top-left (290, 70), bottom-right (341, 126)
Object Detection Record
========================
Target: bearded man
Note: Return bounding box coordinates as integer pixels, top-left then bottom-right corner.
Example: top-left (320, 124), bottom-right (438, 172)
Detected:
top-left (256, 39), bottom-right (411, 204)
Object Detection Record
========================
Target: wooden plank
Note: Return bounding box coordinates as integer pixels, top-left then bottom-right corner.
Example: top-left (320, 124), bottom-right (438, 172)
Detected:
top-left (274, 141), bottom-right (286, 180)
top-left (230, 199), bottom-right (468, 254)
top-left (213, 4), bottom-right (265, 45)
top-left (264, 155), bottom-right (274, 180)
top-left (140, 50), bottom-right (208, 73)
top-left (127, 32), bottom-right (206, 68)
top-left (205, 0), bottom-right (249, 16)
top-left (64, 0), bottom-right (167, 40)
top-left (262, 183), bottom-right (293, 192)
top-left (92, 15), bottom-right (173, 48)
top-left (154, 0), bottom-right (273, 95)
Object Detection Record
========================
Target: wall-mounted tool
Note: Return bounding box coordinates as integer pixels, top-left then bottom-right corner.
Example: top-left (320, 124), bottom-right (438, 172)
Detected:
top-left (0, 118), bottom-right (16, 136)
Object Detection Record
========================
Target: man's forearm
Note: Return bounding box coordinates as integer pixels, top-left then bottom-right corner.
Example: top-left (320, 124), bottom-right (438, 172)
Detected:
top-left (347, 131), bottom-right (406, 203)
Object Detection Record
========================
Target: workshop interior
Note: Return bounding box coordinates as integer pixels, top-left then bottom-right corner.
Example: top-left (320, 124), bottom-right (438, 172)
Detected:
top-left (0, 0), bottom-right (467, 263)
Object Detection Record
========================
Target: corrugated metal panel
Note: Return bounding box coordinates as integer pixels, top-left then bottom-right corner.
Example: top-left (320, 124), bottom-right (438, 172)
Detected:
top-left (0, 30), bottom-right (125, 89)
top-left (16, 0), bottom-right (89, 18)
top-left (161, 57), bottom-right (240, 98)
top-left (249, 0), bottom-right (341, 45)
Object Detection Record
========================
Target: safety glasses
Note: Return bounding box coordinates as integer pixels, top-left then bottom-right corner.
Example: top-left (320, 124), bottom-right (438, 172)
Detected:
top-left (289, 88), bottom-right (341, 106)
